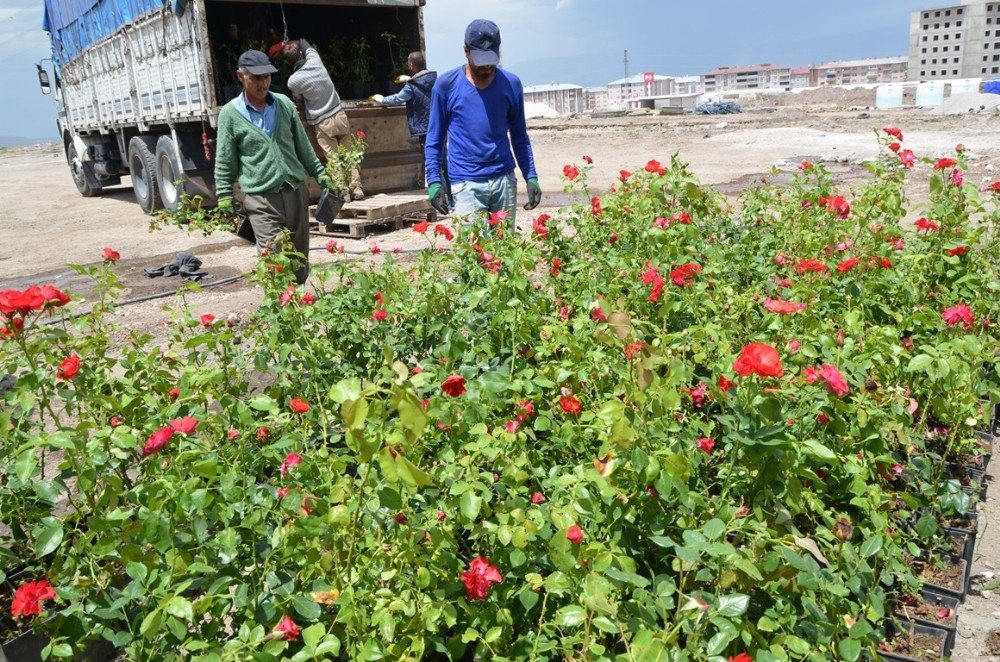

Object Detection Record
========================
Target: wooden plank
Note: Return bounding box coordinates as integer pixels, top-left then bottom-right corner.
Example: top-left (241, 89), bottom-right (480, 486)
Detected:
top-left (309, 211), bottom-right (435, 239)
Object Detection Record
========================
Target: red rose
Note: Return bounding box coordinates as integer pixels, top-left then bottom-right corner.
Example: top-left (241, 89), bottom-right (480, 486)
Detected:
top-left (799, 160), bottom-right (813, 170)
top-left (914, 217), bottom-right (940, 232)
top-left (763, 298), bottom-right (805, 314)
top-left (277, 487), bottom-right (291, 499)
top-left (670, 262), bottom-right (702, 287)
top-left (531, 492), bottom-right (545, 504)
top-left (946, 245), bottom-right (967, 257)
top-left (301, 292), bottom-right (316, 305)
top-left (899, 149), bottom-right (916, 168)
top-left (290, 398), bottom-right (310, 414)
top-left (685, 382), bottom-right (708, 408)
top-left (372, 309), bottom-right (387, 322)
top-left (434, 224), bottom-right (454, 241)
top-left (883, 127), bottom-right (903, 141)
top-left (888, 142), bottom-right (901, 153)
top-left (619, 169), bottom-right (631, 182)
top-left (460, 557), bottom-right (503, 601)
top-left (488, 211), bottom-right (509, 227)
top-left (369, 242), bottom-right (382, 254)
top-left (836, 257), bottom-right (859, 273)
top-left (591, 196), bottom-right (602, 217)
top-left (280, 452), bottom-right (303, 477)
top-left (168, 387), bottom-right (180, 400)
top-left (395, 512), bottom-right (407, 524)
top-left (227, 429), bottom-right (239, 440)
top-left (582, 155), bottom-right (593, 164)
top-left (200, 314), bottom-right (215, 327)
top-left (563, 164), bottom-right (580, 181)
top-left (729, 654), bottom-right (753, 662)
top-left (696, 437), bottom-right (715, 454)
top-left (952, 168), bottom-right (964, 187)
top-left (625, 342), bottom-right (648, 361)
top-left (102, 247), bottom-right (120, 262)
top-left (272, 615), bottom-right (300, 641)
top-left (325, 240), bottom-right (344, 253)
top-left (566, 525), bottom-right (584, 544)
top-left (441, 374), bottom-right (467, 397)
top-left (794, 259), bottom-right (827, 274)
top-left (818, 195), bottom-right (850, 219)
top-left (532, 214), bottom-right (549, 238)
top-left (818, 363), bottom-right (850, 397)
top-left (986, 181), bottom-right (1000, 193)
top-left (11, 579), bottom-right (56, 618)
top-left (356, 130), bottom-right (366, 139)
top-left (942, 303), bottom-right (974, 328)
top-left (733, 343), bottom-right (783, 378)
top-left (717, 375), bottom-right (735, 392)
top-left (110, 416), bottom-right (123, 427)
top-left (437, 510), bottom-right (446, 521)
top-left (933, 157), bottom-right (957, 170)
top-left (256, 426), bottom-right (270, 443)
top-left (645, 159), bottom-right (665, 175)
top-left (816, 413), bottom-right (830, 425)
top-left (169, 416), bottom-right (198, 434)
top-left (559, 395), bottom-right (581, 414)
top-left (550, 258), bottom-right (562, 276)
top-left (641, 264), bottom-right (665, 302)
top-left (142, 426), bottom-right (175, 457)
top-left (56, 354), bottom-right (80, 380)
top-left (787, 339), bottom-right (801, 354)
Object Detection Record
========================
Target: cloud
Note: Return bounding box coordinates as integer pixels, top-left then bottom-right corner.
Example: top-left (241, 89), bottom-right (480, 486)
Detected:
top-left (554, 0), bottom-right (576, 9)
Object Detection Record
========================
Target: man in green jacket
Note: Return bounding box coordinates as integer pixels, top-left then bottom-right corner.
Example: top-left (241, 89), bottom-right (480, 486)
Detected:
top-left (215, 49), bottom-right (333, 284)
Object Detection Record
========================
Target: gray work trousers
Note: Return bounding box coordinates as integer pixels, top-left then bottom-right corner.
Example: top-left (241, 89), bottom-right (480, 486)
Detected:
top-left (243, 183), bottom-right (311, 284)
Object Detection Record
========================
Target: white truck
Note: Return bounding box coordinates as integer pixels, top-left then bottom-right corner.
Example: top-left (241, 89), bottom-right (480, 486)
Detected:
top-left (40, 0), bottom-right (427, 213)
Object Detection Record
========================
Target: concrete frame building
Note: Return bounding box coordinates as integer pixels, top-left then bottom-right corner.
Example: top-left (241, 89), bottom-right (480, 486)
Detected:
top-left (584, 86), bottom-right (609, 113)
top-left (606, 74), bottom-right (674, 110)
top-left (909, 0), bottom-right (1000, 80)
top-left (700, 64), bottom-right (792, 93)
top-left (812, 57), bottom-right (909, 85)
top-left (790, 67), bottom-right (812, 88)
top-left (672, 75), bottom-right (702, 94)
top-left (522, 83), bottom-right (586, 115)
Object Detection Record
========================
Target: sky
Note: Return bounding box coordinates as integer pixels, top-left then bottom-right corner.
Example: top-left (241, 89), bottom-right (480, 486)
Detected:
top-left (3, 0), bottom-right (938, 142)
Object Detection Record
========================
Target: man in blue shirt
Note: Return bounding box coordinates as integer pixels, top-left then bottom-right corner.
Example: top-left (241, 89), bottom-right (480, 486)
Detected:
top-left (424, 19), bottom-right (541, 226)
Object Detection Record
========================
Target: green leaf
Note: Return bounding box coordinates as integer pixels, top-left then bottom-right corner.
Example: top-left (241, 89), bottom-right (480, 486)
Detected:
top-left (164, 596), bottom-right (193, 621)
top-left (838, 638), bottom-right (861, 662)
top-left (32, 517), bottom-right (63, 557)
top-left (554, 604), bottom-right (587, 628)
top-left (907, 354), bottom-right (934, 374)
top-left (716, 593), bottom-right (750, 618)
top-left (394, 453), bottom-right (433, 488)
top-left (291, 594), bottom-right (322, 621)
top-left (342, 397), bottom-right (369, 431)
top-left (914, 514), bottom-right (939, 538)
top-left (329, 378), bottom-right (362, 404)
top-left (249, 394), bottom-right (277, 411)
top-left (397, 391), bottom-right (428, 442)
top-left (800, 438), bottom-right (836, 462)
top-left (302, 623), bottom-right (325, 647)
top-left (702, 518), bottom-right (725, 540)
top-left (460, 491), bottom-right (482, 521)
top-left (859, 534), bottom-right (883, 558)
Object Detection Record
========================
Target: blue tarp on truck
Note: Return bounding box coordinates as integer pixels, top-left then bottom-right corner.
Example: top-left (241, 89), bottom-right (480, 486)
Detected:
top-left (43, 0), bottom-right (163, 67)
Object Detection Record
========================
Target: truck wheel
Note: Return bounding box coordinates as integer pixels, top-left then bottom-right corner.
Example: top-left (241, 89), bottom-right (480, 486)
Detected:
top-left (155, 136), bottom-right (188, 212)
top-left (128, 136), bottom-right (162, 214)
top-left (66, 140), bottom-right (102, 197)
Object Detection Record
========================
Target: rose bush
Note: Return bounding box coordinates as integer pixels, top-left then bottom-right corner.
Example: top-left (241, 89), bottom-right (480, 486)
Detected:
top-left (1, 131), bottom-right (998, 660)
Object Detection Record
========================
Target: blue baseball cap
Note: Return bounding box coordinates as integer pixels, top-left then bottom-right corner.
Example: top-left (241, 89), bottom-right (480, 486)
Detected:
top-left (464, 19), bottom-right (500, 67)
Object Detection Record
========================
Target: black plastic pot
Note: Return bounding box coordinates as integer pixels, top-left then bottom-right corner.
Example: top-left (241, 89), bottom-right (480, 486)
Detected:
top-left (944, 530), bottom-right (971, 567)
top-left (921, 555), bottom-right (968, 603)
top-left (880, 616), bottom-right (950, 661)
top-left (894, 589), bottom-right (959, 655)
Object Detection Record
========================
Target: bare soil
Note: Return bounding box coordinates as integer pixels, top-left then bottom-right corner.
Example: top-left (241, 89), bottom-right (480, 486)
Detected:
top-left (883, 629), bottom-right (946, 661)
top-left (1, 105), bottom-right (999, 657)
top-left (898, 594), bottom-right (957, 627)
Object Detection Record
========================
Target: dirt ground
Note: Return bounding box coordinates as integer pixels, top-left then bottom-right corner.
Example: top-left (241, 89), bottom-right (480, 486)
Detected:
top-left (1, 105), bottom-right (999, 657)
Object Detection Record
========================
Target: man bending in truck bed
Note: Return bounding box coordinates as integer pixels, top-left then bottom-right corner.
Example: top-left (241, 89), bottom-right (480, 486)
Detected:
top-left (282, 39), bottom-right (364, 201)
top-left (214, 49), bottom-right (334, 285)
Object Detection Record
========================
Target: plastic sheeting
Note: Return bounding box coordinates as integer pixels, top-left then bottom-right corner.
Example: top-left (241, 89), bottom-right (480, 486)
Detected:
top-left (44, 0), bottom-right (163, 66)
top-left (986, 80), bottom-right (1000, 95)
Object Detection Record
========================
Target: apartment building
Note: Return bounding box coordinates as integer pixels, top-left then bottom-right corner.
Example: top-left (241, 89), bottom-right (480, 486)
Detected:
top-left (522, 83), bottom-right (586, 115)
top-left (909, 0), bottom-right (1000, 80)
top-left (606, 73), bottom-right (674, 110)
top-left (672, 75), bottom-right (702, 95)
top-left (700, 64), bottom-right (792, 93)
top-left (584, 86), bottom-right (609, 113)
top-left (812, 57), bottom-right (909, 85)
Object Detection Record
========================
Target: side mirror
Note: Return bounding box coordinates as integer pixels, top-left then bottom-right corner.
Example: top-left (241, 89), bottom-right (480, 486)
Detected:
top-left (37, 64), bottom-right (51, 95)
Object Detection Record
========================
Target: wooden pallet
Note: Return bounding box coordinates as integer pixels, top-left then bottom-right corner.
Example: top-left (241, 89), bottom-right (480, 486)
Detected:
top-left (310, 192), bottom-right (435, 239)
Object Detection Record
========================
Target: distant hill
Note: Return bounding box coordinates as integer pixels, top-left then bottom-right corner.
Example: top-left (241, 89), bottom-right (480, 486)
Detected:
top-left (0, 135), bottom-right (49, 148)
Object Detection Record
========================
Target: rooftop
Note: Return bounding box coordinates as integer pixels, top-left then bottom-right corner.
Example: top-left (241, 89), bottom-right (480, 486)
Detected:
top-left (607, 73), bottom-right (673, 85)
top-left (812, 56), bottom-right (909, 70)
top-left (523, 83), bottom-right (584, 93)
top-left (702, 64), bottom-right (791, 77)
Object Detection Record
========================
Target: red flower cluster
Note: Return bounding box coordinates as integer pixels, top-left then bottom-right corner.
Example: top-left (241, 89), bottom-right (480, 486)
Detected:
top-left (549, 258), bottom-right (562, 276)
top-left (717, 375), bottom-right (735, 392)
top-left (169, 416), bottom-right (198, 434)
top-left (899, 150), bottom-right (916, 168)
top-left (883, 127), bottom-right (903, 141)
top-left (836, 257), bottom-right (859, 273)
top-left (441, 374), bottom-right (466, 397)
top-left (645, 159), bottom-right (666, 175)
top-left (763, 298), bottom-right (805, 314)
top-left (914, 217), bottom-right (940, 232)
top-left (734, 343), bottom-right (783, 378)
top-left (942, 302), bottom-right (974, 329)
top-left (818, 195), bottom-right (850, 219)
top-left (434, 223), bottom-right (454, 241)
top-left (559, 395), bottom-right (582, 414)
top-left (619, 169), bottom-right (631, 182)
top-left (670, 263), bottom-right (701, 287)
top-left (563, 164), bottom-right (580, 181)
top-left (0, 285), bottom-right (70, 319)
top-left (461, 557), bottom-right (502, 600)
top-left (532, 213), bottom-right (550, 238)
top-left (641, 263), bottom-right (665, 302)
top-left (803, 363), bottom-right (850, 397)
top-left (625, 342), bottom-right (648, 361)
top-left (11, 579), bottom-right (56, 618)
top-left (794, 258), bottom-right (827, 274)
top-left (946, 245), bottom-right (967, 257)
top-left (933, 157), bottom-right (957, 170)
top-left (696, 437), bottom-right (715, 454)
top-left (325, 239), bottom-right (345, 253)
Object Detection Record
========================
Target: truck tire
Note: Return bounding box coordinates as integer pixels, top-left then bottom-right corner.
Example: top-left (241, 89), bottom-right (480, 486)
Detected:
top-left (128, 136), bottom-right (162, 214)
top-left (66, 140), bottom-right (102, 197)
top-left (155, 136), bottom-right (188, 212)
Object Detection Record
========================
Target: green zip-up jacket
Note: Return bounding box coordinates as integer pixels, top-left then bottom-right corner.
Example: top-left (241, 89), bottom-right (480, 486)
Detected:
top-left (214, 92), bottom-right (324, 202)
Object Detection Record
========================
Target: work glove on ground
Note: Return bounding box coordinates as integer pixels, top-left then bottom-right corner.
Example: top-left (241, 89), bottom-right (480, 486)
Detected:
top-left (524, 178), bottom-right (542, 210)
top-left (428, 182), bottom-right (450, 215)
top-left (370, 94), bottom-right (385, 103)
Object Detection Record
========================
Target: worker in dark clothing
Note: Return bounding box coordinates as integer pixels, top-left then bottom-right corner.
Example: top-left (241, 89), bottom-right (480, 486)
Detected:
top-left (372, 51), bottom-right (437, 145)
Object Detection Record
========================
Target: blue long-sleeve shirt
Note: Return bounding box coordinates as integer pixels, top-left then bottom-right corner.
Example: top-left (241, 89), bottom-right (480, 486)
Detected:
top-left (424, 66), bottom-right (537, 185)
